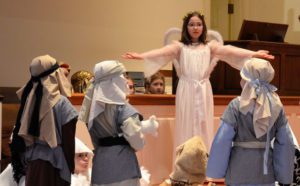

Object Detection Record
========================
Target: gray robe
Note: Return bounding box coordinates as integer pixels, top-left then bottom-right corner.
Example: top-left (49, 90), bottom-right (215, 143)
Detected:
top-left (89, 103), bottom-right (143, 185)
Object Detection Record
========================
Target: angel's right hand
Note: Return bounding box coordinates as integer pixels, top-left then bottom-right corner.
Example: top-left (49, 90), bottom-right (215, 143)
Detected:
top-left (122, 52), bottom-right (143, 60)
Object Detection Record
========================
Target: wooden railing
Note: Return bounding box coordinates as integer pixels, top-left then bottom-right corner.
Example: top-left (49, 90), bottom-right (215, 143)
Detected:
top-left (69, 93), bottom-right (300, 185)
top-left (1, 93), bottom-right (299, 183)
top-left (69, 93), bottom-right (300, 106)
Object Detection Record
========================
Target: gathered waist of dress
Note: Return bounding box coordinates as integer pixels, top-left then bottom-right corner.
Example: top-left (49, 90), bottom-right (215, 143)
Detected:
top-left (180, 75), bottom-right (209, 84)
top-left (233, 141), bottom-right (268, 149)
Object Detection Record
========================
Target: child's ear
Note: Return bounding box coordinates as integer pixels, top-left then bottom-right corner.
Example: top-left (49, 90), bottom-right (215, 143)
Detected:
top-left (175, 144), bottom-right (184, 156)
top-left (240, 79), bottom-right (246, 88)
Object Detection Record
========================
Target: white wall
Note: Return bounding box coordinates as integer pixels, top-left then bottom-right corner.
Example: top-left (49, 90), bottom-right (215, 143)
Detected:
top-left (3, 0), bottom-right (299, 88)
top-left (283, 0), bottom-right (300, 43)
top-left (0, 0), bottom-right (209, 87)
top-left (211, 0), bottom-right (230, 39)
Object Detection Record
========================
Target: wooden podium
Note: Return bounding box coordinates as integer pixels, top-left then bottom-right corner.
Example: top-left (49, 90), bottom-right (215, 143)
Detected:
top-left (210, 40), bottom-right (300, 96)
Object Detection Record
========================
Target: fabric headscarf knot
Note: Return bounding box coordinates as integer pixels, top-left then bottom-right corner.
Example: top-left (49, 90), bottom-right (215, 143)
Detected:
top-left (240, 58), bottom-right (282, 139)
top-left (79, 60), bottom-right (128, 129)
top-left (249, 78), bottom-right (277, 97)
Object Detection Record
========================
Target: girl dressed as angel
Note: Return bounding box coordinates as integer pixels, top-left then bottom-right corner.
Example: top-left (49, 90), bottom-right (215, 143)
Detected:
top-left (123, 11), bottom-right (274, 152)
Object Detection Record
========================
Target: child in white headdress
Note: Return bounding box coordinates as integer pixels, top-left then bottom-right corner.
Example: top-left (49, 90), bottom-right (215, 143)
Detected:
top-left (206, 58), bottom-right (295, 186)
top-left (71, 138), bottom-right (93, 186)
top-left (0, 137), bottom-right (93, 186)
top-left (79, 60), bottom-right (158, 186)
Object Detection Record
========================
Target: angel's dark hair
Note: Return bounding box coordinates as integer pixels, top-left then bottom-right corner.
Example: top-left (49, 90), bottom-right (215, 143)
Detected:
top-left (180, 11), bottom-right (207, 45)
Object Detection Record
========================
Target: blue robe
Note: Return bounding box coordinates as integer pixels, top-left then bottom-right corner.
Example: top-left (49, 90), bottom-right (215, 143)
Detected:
top-left (24, 96), bottom-right (78, 184)
top-left (206, 97), bottom-right (294, 186)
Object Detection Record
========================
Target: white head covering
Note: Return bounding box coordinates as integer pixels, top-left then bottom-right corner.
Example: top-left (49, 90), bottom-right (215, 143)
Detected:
top-left (75, 137), bottom-right (93, 156)
top-left (73, 138), bottom-right (93, 184)
top-left (78, 60), bottom-right (127, 129)
top-left (17, 54), bottom-right (72, 147)
top-left (240, 58), bottom-right (282, 138)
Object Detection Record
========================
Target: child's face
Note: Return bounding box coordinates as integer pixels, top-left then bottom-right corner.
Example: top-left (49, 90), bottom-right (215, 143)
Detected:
top-left (149, 78), bottom-right (165, 94)
top-left (187, 16), bottom-right (203, 42)
top-left (127, 79), bottom-right (135, 94)
top-left (75, 153), bottom-right (90, 174)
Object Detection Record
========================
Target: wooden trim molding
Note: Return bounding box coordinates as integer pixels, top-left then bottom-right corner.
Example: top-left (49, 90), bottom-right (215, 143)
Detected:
top-left (0, 87), bottom-right (19, 103)
top-left (214, 95), bottom-right (300, 105)
top-left (69, 93), bottom-right (300, 106)
top-left (127, 94), bottom-right (175, 105)
top-left (69, 93), bottom-right (176, 105)
top-left (159, 70), bottom-right (172, 77)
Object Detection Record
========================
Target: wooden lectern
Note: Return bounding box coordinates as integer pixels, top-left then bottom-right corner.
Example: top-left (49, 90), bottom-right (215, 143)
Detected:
top-left (210, 20), bottom-right (300, 96)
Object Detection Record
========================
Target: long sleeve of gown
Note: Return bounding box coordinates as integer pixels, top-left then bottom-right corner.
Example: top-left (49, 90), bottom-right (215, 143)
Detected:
top-left (141, 41), bottom-right (181, 77)
top-left (206, 121), bottom-right (235, 178)
top-left (209, 40), bottom-right (256, 70)
top-left (273, 123), bottom-right (295, 184)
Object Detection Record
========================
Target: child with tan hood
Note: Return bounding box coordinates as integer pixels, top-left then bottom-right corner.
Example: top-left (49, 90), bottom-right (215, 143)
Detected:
top-left (10, 55), bottom-right (78, 186)
top-left (160, 136), bottom-right (208, 186)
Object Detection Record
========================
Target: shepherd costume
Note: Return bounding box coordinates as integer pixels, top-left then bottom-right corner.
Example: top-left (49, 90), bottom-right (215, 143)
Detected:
top-left (206, 58), bottom-right (295, 186)
top-left (79, 60), bottom-right (158, 186)
top-left (10, 55), bottom-right (78, 186)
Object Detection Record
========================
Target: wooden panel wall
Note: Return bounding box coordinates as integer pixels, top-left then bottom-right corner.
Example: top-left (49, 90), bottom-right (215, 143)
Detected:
top-left (210, 41), bottom-right (300, 96)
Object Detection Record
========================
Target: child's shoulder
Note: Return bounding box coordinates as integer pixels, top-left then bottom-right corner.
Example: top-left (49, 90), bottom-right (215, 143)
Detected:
top-left (228, 97), bottom-right (240, 108)
top-left (58, 95), bottom-right (72, 105)
top-left (170, 40), bottom-right (184, 47)
top-left (60, 95), bottom-right (69, 101)
top-left (55, 95), bottom-right (75, 110)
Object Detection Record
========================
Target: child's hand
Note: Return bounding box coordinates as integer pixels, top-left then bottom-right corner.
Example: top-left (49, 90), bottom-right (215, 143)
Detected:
top-left (253, 50), bottom-right (275, 60)
top-left (122, 52), bottom-right (143, 60)
top-left (141, 115), bottom-right (159, 137)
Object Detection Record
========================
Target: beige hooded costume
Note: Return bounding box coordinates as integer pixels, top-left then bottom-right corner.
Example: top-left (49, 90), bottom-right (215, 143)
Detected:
top-left (17, 54), bottom-right (72, 147)
top-left (169, 136), bottom-right (208, 186)
top-left (10, 54), bottom-right (77, 186)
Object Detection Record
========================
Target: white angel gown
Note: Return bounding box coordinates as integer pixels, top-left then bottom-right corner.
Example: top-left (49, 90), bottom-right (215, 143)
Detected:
top-left (142, 40), bottom-right (256, 152)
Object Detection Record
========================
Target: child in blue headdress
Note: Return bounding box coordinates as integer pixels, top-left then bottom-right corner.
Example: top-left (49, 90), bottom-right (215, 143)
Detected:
top-left (206, 58), bottom-right (295, 186)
